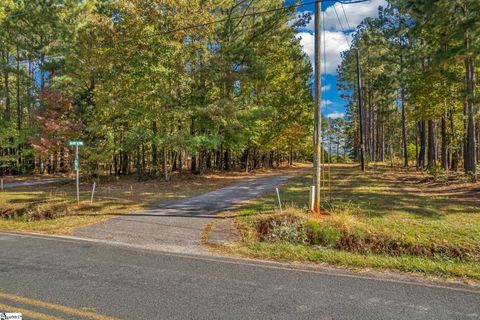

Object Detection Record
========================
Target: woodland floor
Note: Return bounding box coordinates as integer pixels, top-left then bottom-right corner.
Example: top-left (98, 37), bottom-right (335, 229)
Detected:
top-left (0, 165), bottom-right (306, 235)
top-left (210, 163), bottom-right (480, 281)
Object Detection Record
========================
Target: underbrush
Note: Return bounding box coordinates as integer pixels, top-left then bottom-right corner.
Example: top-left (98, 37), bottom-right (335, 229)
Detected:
top-left (0, 200), bottom-right (71, 221)
top-left (249, 209), bottom-right (479, 262)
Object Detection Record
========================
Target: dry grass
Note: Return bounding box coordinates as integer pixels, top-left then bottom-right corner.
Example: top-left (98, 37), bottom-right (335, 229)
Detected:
top-left (0, 164), bottom-right (307, 235)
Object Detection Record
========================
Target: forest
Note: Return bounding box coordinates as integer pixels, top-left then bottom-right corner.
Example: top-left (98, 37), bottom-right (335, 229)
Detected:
top-left (1, 0), bottom-right (479, 182)
top-left (339, 0), bottom-right (480, 180)
top-left (0, 0), bottom-right (314, 180)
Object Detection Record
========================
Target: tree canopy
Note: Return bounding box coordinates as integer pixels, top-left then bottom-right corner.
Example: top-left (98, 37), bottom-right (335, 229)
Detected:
top-left (0, 0), bottom-right (314, 179)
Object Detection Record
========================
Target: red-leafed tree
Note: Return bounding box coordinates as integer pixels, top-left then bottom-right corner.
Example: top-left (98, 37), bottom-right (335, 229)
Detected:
top-left (31, 89), bottom-right (83, 173)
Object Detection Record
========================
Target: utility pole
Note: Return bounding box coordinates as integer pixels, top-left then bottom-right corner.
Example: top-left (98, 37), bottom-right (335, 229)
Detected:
top-left (356, 50), bottom-right (365, 171)
top-left (312, 0), bottom-right (322, 214)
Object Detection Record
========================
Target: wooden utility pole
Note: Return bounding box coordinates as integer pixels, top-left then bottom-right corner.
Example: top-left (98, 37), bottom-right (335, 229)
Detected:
top-left (312, 0), bottom-right (322, 214)
top-left (356, 50), bottom-right (365, 171)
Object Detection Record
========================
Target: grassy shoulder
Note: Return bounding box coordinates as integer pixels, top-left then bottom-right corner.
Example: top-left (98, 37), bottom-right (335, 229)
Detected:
top-left (0, 166), bottom-right (304, 235)
top-left (218, 164), bottom-right (480, 280)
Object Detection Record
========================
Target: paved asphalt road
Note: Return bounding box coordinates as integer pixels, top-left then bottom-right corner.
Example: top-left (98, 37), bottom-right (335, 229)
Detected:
top-left (74, 174), bottom-right (296, 254)
top-left (0, 232), bottom-right (479, 320)
top-left (2, 178), bottom-right (67, 189)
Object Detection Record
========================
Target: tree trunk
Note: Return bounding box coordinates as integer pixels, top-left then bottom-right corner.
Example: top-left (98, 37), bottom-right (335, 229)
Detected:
top-left (206, 151), bottom-right (212, 170)
top-left (179, 150), bottom-right (183, 174)
top-left (427, 120), bottom-right (436, 169)
top-left (151, 121), bottom-right (158, 176)
top-left (289, 144), bottom-right (293, 166)
top-left (163, 147), bottom-right (168, 181)
top-left (400, 50), bottom-right (408, 167)
top-left (16, 46), bottom-right (21, 131)
top-left (441, 113), bottom-right (448, 173)
top-left (190, 153), bottom-right (197, 174)
top-left (216, 149), bottom-right (222, 170)
top-left (415, 123), bottom-right (419, 171)
top-left (223, 150), bottom-right (230, 171)
top-left (464, 51), bottom-right (477, 178)
top-left (2, 50), bottom-right (11, 121)
top-left (244, 148), bottom-right (249, 172)
top-left (418, 121), bottom-right (426, 169)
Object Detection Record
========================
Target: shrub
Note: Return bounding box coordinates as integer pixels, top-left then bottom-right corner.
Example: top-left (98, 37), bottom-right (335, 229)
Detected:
top-left (256, 214), bottom-right (308, 244)
top-left (25, 202), bottom-right (70, 221)
top-left (428, 166), bottom-right (447, 181)
top-left (305, 220), bottom-right (341, 247)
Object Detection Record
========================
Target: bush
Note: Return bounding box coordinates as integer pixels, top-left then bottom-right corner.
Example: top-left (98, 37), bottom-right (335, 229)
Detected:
top-left (407, 143), bottom-right (417, 161)
top-left (305, 220), bottom-right (341, 247)
top-left (256, 214), bottom-right (308, 244)
top-left (428, 166), bottom-right (447, 181)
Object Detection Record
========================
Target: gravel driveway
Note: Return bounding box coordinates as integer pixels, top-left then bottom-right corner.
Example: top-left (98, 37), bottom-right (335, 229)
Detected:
top-left (74, 173), bottom-right (297, 254)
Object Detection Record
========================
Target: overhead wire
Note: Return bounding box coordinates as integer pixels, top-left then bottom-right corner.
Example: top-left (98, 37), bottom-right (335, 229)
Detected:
top-left (2, 0), bottom-right (370, 34)
top-left (3, 0), bottom-right (369, 60)
top-left (1, 0), bottom-right (370, 21)
top-left (332, 4), bottom-right (351, 46)
top-left (158, 0), bottom-right (370, 35)
top-left (327, 2), bottom-right (359, 200)
top-left (340, 2), bottom-right (353, 30)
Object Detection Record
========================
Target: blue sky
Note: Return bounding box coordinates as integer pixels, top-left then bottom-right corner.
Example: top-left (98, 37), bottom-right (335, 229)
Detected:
top-left (295, 0), bottom-right (387, 119)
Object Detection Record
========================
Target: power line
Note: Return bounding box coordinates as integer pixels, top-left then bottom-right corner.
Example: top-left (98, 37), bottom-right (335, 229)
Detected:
top-left (159, 0), bottom-right (369, 35)
top-left (85, 0), bottom-right (369, 49)
top-left (340, 2), bottom-right (352, 30)
top-left (333, 4), bottom-right (350, 46)
top-left (6, 0), bottom-right (367, 60)
top-left (2, 0), bottom-right (369, 33)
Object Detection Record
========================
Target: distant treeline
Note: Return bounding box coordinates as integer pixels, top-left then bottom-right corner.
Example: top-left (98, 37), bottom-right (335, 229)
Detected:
top-left (339, 0), bottom-right (479, 179)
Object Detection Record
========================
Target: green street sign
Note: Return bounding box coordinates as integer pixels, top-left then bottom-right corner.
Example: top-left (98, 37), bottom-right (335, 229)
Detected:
top-left (69, 140), bottom-right (84, 147)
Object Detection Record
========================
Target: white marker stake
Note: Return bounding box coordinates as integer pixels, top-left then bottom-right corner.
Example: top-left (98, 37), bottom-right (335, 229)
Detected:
top-left (1, 178), bottom-right (3, 191)
top-left (276, 187), bottom-right (282, 212)
top-left (90, 182), bottom-right (96, 205)
top-left (309, 186), bottom-right (315, 212)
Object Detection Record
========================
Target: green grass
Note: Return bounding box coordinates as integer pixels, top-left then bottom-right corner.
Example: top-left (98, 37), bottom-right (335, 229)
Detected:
top-left (226, 164), bottom-right (480, 280)
top-left (226, 242), bottom-right (480, 280)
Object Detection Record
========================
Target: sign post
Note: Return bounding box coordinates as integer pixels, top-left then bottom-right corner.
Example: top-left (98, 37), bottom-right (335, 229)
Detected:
top-left (69, 140), bottom-right (84, 205)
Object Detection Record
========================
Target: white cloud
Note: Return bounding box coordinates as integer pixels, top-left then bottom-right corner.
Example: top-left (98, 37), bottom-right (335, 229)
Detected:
top-left (322, 100), bottom-right (333, 106)
top-left (302, 0), bottom-right (387, 33)
top-left (296, 31), bottom-right (352, 74)
top-left (327, 112), bottom-right (345, 119)
top-left (296, 0), bottom-right (387, 75)
top-left (322, 84), bottom-right (332, 91)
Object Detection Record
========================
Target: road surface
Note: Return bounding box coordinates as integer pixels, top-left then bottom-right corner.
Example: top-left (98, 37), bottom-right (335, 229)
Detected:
top-left (74, 173), bottom-right (296, 254)
top-left (0, 232), bottom-right (479, 320)
top-left (2, 178), bottom-right (68, 189)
